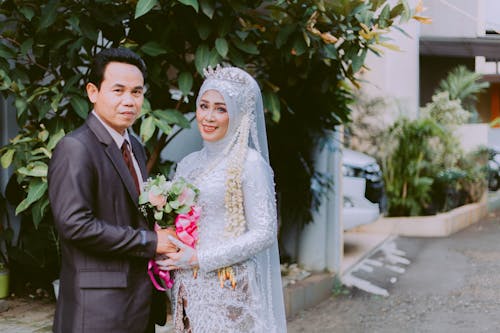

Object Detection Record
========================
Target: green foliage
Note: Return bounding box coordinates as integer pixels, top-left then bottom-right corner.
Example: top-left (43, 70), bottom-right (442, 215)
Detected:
top-left (382, 115), bottom-right (488, 217)
top-left (381, 113), bottom-right (488, 217)
top-left (382, 117), bottom-right (444, 216)
top-left (420, 91), bottom-right (471, 126)
top-left (332, 277), bottom-right (351, 297)
top-left (256, 0), bottom-right (415, 230)
top-left (382, 75), bottom-right (488, 216)
top-left (0, 0), bottom-right (416, 273)
top-left (433, 167), bottom-right (468, 212)
top-left (457, 147), bottom-right (488, 203)
top-left (437, 65), bottom-right (489, 122)
top-left (432, 148), bottom-right (488, 213)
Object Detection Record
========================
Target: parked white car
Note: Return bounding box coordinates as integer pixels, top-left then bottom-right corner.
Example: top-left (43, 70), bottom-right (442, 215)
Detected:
top-left (342, 149), bottom-right (385, 230)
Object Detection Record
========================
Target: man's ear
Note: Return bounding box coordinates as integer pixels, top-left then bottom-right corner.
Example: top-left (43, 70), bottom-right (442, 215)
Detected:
top-left (86, 82), bottom-right (98, 103)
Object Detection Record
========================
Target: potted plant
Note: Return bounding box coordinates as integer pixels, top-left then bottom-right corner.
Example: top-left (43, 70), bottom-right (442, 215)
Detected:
top-left (0, 261), bottom-right (8, 299)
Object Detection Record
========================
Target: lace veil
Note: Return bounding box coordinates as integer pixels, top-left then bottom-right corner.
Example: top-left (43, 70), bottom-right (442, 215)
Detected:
top-left (197, 65), bottom-right (286, 332)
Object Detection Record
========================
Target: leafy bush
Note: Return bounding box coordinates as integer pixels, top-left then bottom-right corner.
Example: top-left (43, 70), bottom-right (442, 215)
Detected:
top-left (420, 91), bottom-right (470, 126)
top-left (457, 147), bottom-right (489, 203)
top-left (381, 117), bottom-right (444, 216)
top-left (432, 149), bottom-right (488, 212)
top-left (381, 70), bottom-right (487, 216)
top-left (0, 0), bottom-right (419, 281)
top-left (348, 64), bottom-right (488, 217)
top-left (432, 168), bottom-right (468, 212)
top-left (436, 65), bottom-right (489, 122)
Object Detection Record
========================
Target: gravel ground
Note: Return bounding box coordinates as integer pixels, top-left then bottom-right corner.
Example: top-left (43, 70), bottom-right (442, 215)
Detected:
top-left (287, 212), bottom-right (500, 333)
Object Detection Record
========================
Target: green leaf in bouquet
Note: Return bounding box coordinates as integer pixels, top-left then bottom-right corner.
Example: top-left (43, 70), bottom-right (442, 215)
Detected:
top-left (176, 205), bottom-right (190, 214)
top-left (169, 200), bottom-right (180, 210)
top-left (154, 210), bottom-right (163, 221)
top-left (170, 177), bottom-right (187, 194)
top-left (148, 184), bottom-right (162, 196)
top-left (189, 183), bottom-right (200, 196)
top-left (164, 202), bottom-right (172, 213)
top-left (138, 192), bottom-right (149, 205)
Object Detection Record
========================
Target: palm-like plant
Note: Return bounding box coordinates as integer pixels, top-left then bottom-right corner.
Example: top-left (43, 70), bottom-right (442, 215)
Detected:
top-left (382, 117), bottom-right (445, 216)
top-left (437, 66), bottom-right (489, 121)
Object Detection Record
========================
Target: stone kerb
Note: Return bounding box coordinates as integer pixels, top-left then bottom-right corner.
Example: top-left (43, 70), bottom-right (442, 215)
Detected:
top-left (353, 194), bottom-right (488, 237)
top-left (283, 273), bottom-right (335, 319)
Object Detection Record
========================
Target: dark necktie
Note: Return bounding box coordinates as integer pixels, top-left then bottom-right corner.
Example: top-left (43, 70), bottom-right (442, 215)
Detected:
top-left (121, 140), bottom-right (140, 193)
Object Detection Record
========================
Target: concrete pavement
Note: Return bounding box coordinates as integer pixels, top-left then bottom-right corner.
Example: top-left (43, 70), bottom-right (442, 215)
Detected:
top-left (287, 210), bottom-right (500, 332)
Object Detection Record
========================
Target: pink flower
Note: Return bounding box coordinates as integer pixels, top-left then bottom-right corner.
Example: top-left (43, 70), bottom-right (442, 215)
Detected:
top-left (149, 192), bottom-right (167, 210)
top-left (175, 206), bottom-right (201, 248)
top-left (178, 187), bottom-right (196, 207)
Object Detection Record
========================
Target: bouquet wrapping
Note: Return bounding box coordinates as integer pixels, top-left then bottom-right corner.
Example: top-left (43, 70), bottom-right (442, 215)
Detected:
top-left (139, 175), bottom-right (200, 290)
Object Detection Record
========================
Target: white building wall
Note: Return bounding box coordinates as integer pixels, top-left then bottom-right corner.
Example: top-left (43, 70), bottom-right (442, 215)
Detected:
top-left (421, 0), bottom-right (482, 38)
top-left (361, 13), bottom-right (421, 119)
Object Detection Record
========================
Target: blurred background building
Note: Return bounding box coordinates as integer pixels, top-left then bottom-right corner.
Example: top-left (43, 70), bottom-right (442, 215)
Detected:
top-left (361, 0), bottom-right (500, 149)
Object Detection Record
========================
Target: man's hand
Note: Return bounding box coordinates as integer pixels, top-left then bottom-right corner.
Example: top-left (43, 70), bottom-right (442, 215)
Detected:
top-left (156, 236), bottom-right (198, 270)
top-left (155, 228), bottom-right (178, 254)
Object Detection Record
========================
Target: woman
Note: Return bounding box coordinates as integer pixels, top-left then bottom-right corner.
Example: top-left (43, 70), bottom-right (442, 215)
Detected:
top-left (157, 65), bottom-right (287, 332)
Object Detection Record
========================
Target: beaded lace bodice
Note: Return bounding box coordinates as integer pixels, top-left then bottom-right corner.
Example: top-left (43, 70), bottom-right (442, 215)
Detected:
top-left (171, 147), bottom-right (279, 332)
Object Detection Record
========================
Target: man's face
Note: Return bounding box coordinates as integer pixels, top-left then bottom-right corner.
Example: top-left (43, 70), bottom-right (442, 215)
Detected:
top-left (86, 61), bottom-right (144, 135)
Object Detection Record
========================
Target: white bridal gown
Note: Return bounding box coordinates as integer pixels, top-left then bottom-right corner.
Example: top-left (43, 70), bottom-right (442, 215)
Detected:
top-left (171, 146), bottom-right (285, 333)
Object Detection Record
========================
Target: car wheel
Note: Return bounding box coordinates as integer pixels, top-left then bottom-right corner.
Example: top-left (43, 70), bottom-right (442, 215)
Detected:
top-left (489, 174), bottom-right (499, 192)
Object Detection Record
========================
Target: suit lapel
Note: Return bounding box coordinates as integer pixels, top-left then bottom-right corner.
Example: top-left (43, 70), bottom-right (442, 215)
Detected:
top-left (86, 114), bottom-right (139, 205)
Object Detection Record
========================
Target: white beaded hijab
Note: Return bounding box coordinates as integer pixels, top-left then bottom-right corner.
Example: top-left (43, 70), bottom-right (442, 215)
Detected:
top-left (196, 65), bottom-right (286, 332)
top-left (198, 65), bottom-right (269, 159)
top-left (197, 65), bottom-right (269, 236)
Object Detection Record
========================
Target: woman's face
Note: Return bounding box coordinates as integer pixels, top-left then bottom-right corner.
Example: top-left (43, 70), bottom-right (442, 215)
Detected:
top-left (196, 90), bottom-right (229, 142)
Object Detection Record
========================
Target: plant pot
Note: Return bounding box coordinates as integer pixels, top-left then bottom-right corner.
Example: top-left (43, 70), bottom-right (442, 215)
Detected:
top-left (0, 269), bottom-right (9, 299)
top-left (52, 279), bottom-right (60, 300)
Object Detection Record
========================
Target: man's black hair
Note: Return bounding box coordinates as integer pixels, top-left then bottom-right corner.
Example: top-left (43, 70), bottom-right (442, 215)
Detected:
top-left (88, 47), bottom-right (147, 89)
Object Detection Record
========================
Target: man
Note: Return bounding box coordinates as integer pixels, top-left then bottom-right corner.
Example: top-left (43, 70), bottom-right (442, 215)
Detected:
top-left (48, 47), bottom-right (173, 333)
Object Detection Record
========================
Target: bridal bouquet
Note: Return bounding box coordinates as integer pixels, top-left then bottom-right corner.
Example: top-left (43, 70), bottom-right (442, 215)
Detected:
top-left (139, 175), bottom-right (200, 290)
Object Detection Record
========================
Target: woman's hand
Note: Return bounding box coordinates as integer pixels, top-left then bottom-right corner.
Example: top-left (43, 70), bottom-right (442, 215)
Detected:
top-left (155, 236), bottom-right (198, 270)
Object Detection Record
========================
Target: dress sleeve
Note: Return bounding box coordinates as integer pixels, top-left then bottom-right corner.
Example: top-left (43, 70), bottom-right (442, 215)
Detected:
top-left (198, 151), bottom-right (278, 272)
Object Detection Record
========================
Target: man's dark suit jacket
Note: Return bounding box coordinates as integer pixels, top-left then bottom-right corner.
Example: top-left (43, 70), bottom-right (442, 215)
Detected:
top-left (48, 113), bottom-right (165, 333)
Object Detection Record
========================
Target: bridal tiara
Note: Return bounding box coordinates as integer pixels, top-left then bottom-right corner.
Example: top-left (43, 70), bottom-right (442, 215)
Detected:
top-left (203, 65), bottom-right (249, 85)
